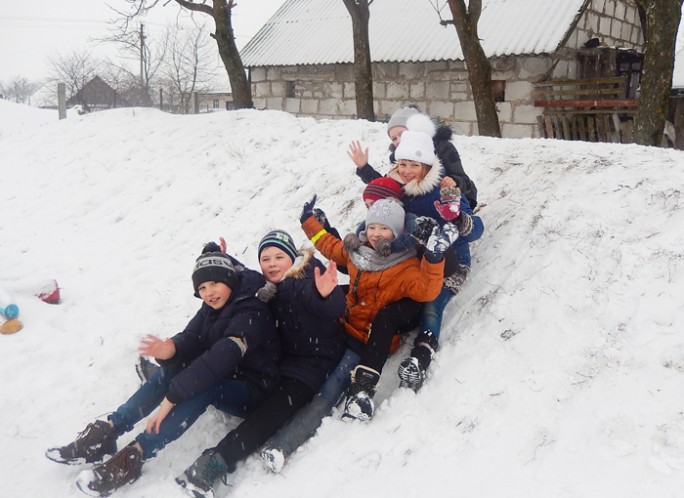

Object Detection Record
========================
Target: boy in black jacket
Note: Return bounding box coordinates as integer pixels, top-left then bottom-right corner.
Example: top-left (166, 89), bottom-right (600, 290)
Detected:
top-left (46, 250), bottom-right (280, 497)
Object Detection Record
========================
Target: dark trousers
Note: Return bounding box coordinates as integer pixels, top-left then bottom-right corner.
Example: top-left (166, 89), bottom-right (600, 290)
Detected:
top-left (361, 298), bottom-right (423, 373)
top-left (213, 377), bottom-right (315, 472)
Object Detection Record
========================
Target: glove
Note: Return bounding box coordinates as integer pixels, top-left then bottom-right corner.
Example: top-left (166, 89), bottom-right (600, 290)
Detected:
top-left (433, 186), bottom-right (461, 221)
top-left (410, 216), bottom-right (439, 246)
top-left (299, 195), bottom-right (318, 223)
top-left (313, 208), bottom-right (332, 231)
top-left (202, 241), bottom-right (222, 254)
top-left (255, 281), bottom-right (277, 302)
top-left (375, 238), bottom-right (391, 257)
top-left (425, 223), bottom-right (459, 255)
top-left (343, 233), bottom-right (362, 252)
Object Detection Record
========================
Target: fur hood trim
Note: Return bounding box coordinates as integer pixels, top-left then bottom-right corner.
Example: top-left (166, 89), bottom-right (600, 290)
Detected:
top-left (434, 124), bottom-right (453, 142)
top-left (282, 246), bottom-right (315, 280)
top-left (387, 158), bottom-right (443, 197)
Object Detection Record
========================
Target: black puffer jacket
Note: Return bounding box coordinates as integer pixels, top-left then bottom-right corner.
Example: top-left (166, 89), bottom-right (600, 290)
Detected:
top-left (271, 249), bottom-right (345, 391)
top-left (161, 269), bottom-right (280, 404)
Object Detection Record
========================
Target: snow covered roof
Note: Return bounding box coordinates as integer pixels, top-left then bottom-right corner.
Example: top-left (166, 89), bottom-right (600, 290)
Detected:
top-left (241, 0), bottom-right (588, 67)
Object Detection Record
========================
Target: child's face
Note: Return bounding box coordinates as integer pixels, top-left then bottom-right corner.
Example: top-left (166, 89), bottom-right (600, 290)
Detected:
top-left (389, 126), bottom-right (406, 148)
top-left (197, 281), bottom-right (232, 309)
top-left (259, 246), bottom-right (294, 284)
top-left (366, 223), bottom-right (395, 249)
top-left (396, 160), bottom-right (428, 184)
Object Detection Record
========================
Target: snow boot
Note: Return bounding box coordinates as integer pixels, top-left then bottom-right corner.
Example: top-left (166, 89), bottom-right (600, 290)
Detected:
top-left (175, 449), bottom-right (230, 498)
top-left (398, 331), bottom-right (438, 392)
top-left (259, 447), bottom-right (286, 474)
top-left (76, 443), bottom-right (143, 497)
top-left (443, 264), bottom-right (470, 295)
top-left (341, 365), bottom-right (380, 422)
top-left (46, 420), bottom-right (117, 465)
top-left (135, 356), bottom-right (160, 384)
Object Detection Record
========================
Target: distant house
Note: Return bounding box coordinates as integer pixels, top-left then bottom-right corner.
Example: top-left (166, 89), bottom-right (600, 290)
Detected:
top-left (197, 91), bottom-right (234, 112)
top-left (66, 76), bottom-right (130, 112)
top-left (240, 0), bottom-right (644, 140)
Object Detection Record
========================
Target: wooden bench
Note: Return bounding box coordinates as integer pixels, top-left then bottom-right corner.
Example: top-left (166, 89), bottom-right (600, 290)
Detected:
top-left (533, 77), bottom-right (637, 143)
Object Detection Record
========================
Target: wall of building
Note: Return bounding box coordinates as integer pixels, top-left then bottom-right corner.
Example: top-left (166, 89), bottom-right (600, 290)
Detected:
top-left (248, 0), bottom-right (643, 140)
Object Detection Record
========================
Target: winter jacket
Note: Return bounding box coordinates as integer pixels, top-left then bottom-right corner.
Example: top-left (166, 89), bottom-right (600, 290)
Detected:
top-left (359, 159), bottom-right (484, 271)
top-left (270, 249), bottom-right (346, 391)
top-left (160, 269), bottom-right (280, 405)
top-left (357, 124), bottom-right (478, 208)
top-left (301, 216), bottom-right (443, 348)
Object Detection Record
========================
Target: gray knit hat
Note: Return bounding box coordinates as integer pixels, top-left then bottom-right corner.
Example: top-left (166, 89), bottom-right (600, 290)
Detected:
top-left (387, 106), bottom-right (420, 136)
top-left (365, 199), bottom-right (405, 238)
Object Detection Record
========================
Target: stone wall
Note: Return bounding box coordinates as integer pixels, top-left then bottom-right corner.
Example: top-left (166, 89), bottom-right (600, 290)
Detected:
top-left (248, 0), bottom-right (643, 140)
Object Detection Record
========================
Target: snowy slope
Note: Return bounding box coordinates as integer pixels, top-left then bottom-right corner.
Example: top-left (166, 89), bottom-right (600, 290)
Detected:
top-left (1, 100), bottom-right (683, 497)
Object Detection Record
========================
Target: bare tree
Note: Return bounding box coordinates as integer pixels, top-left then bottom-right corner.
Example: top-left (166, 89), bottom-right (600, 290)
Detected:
top-left (115, 0), bottom-right (253, 109)
top-left (443, 0), bottom-right (501, 137)
top-left (1, 76), bottom-right (40, 104)
top-left (161, 22), bottom-right (218, 113)
top-left (632, 0), bottom-right (683, 146)
top-left (343, 0), bottom-right (375, 121)
top-left (48, 49), bottom-right (103, 102)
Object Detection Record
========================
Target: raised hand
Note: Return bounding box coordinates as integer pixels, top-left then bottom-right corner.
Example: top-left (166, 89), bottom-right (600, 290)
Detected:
top-left (138, 334), bottom-right (176, 360)
top-left (433, 186), bottom-right (461, 221)
top-left (314, 261), bottom-right (338, 298)
top-left (347, 140), bottom-right (369, 169)
top-left (300, 195), bottom-right (318, 223)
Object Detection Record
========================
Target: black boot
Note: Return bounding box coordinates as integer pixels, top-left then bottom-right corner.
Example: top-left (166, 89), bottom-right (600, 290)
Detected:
top-left (341, 365), bottom-right (380, 422)
top-left (398, 331), bottom-right (438, 392)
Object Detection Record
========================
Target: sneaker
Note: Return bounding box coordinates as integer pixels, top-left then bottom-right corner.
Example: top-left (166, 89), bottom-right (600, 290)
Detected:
top-left (76, 444), bottom-right (143, 497)
top-left (340, 365), bottom-right (380, 422)
top-left (175, 450), bottom-right (229, 498)
top-left (397, 357), bottom-right (426, 392)
top-left (46, 420), bottom-right (117, 465)
top-left (135, 357), bottom-right (160, 384)
top-left (341, 390), bottom-right (375, 422)
top-left (259, 447), bottom-right (286, 474)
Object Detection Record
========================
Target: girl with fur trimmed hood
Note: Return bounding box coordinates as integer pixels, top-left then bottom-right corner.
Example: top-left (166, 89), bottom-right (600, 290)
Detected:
top-left (175, 230), bottom-right (346, 496)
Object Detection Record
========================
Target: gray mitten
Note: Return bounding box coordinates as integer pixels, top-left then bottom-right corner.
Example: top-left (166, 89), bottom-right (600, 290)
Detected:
top-left (343, 233), bottom-right (362, 252)
top-left (255, 281), bottom-right (277, 302)
top-left (426, 224), bottom-right (459, 255)
top-left (375, 238), bottom-right (391, 257)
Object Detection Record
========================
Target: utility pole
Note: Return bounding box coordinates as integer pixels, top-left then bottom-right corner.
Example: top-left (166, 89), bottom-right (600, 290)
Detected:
top-left (139, 23), bottom-right (146, 88)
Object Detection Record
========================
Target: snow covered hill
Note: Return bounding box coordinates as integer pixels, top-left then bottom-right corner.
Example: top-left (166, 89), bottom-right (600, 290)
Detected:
top-left (1, 100), bottom-right (683, 497)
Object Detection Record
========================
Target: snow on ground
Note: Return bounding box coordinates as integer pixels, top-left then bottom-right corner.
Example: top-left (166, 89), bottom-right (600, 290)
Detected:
top-left (1, 99), bottom-right (684, 497)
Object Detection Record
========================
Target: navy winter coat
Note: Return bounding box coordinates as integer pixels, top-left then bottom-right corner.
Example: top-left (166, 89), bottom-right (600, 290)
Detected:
top-left (161, 269), bottom-right (280, 405)
top-left (270, 250), bottom-right (345, 391)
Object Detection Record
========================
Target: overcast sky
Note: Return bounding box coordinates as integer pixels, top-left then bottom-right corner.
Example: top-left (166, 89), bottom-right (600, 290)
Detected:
top-left (0, 0), bottom-right (285, 82)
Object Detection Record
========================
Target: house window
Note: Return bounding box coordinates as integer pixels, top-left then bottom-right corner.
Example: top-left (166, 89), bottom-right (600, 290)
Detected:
top-left (492, 80), bottom-right (506, 102)
top-left (213, 99), bottom-right (219, 109)
top-left (285, 81), bottom-right (295, 98)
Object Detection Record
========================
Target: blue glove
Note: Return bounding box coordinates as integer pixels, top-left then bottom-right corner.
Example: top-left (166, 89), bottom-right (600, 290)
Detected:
top-left (300, 195), bottom-right (318, 223)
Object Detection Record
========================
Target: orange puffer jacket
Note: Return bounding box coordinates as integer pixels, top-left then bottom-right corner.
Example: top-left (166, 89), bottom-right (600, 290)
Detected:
top-left (302, 217), bottom-right (444, 348)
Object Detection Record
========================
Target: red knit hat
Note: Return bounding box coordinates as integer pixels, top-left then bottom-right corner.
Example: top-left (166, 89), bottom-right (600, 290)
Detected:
top-left (362, 177), bottom-right (404, 203)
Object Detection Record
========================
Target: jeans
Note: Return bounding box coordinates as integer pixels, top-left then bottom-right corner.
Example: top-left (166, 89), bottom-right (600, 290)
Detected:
top-left (264, 348), bottom-right (361, 459)
top-left (108, 366), bottom-right (256, 460)
top-left (419, 287), bottom-right (455, 342)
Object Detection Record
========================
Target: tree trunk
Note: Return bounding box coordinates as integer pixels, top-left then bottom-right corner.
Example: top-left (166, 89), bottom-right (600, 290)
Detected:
top-left (173, 0), bottom-right (253, 109)
top-left (446, 0), bottom-right (501, 137)
top-left (633, 0), bottom-right (682, 146)
top-left (343, 0), bottom-right (375, 121)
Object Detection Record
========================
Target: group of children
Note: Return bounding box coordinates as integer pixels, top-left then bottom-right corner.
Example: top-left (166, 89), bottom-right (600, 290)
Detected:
top-left (45, 106), bottom-right (484, 497)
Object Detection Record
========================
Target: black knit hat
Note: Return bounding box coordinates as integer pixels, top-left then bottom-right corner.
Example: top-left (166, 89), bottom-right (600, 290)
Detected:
top-left (192, 252), bottom-right (238, 297)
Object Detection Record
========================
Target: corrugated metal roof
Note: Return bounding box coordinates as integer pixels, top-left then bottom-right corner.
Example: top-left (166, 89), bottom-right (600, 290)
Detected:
top-left (241, 0), bottom-right (588, 67)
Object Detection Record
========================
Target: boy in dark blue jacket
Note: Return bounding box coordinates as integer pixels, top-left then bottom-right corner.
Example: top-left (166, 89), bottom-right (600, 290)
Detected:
top-left (175, 230), bottom-right (345, 498)
top-left (46, 250), bottom-right (280, 497)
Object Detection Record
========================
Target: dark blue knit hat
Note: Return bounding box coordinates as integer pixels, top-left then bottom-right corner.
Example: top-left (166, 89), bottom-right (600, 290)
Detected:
top-left (258, 230), bottom-right (297, 263)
